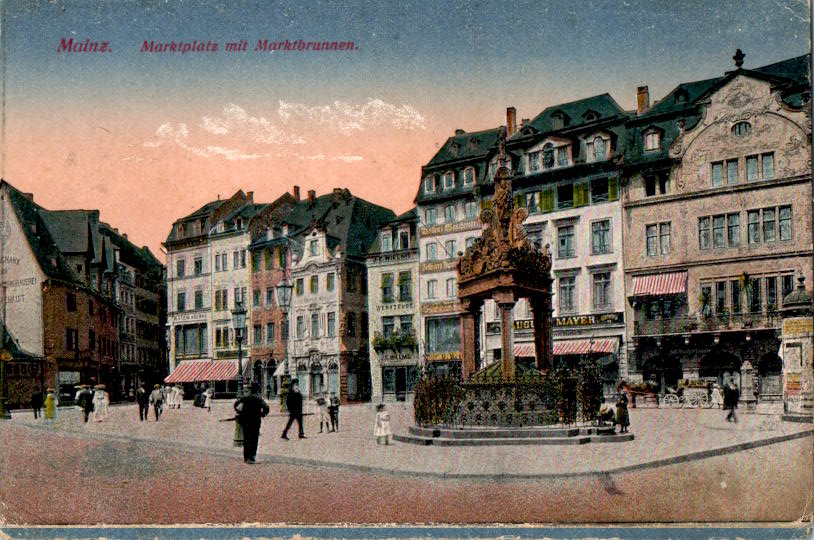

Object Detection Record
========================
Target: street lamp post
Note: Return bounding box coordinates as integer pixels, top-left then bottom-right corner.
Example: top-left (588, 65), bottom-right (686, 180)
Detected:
top-left (231, 300), bottom-right (247, 447)
top-left (276, 276), bottom-right (293, 399)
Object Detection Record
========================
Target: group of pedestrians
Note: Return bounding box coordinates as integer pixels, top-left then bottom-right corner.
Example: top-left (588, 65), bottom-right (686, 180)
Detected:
top-left (30, 387), bottom-right (59, 423)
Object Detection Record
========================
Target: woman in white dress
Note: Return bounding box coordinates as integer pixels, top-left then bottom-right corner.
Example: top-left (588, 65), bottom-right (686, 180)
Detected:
top-left (92, 385), bottom-right (109, 421)
top-left (203, 386), bottom-right (213, 412)
top-left (710, 383), bottom-right (724, 409)
top-left (374, 403), bottom-right (392, 445)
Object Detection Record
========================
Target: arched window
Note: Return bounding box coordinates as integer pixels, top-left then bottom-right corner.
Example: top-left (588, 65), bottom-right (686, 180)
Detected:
top-left (462, 167), bottom-right (475, 186)
top-left (731, 122), bottom-right (752, 137)
top-left (424, 175), bottom-right (436, 193)
top-left (443, 171), bottom-right (455, 190)
top-left (593, 136), bottom-right (607, 160)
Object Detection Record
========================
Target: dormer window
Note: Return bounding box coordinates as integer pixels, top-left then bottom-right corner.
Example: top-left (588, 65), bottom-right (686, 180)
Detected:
top-left (468, 138), bottom-right (479, 150)
top-left (443, 171), bottom-right (454, 190)
top-left (588, 136), bottom-right (607, 161)
top-left (644, 130), bottom-right (660, 151)
top-left (583, 110), bottom-right (599, 122)
top-left (398, 230), bottom-right (410, 250)
top-left (551, 111), bottom-right (570, 130)
top-left (309, 240), bottom-right (318, 256)
top-left (381, 232), bottom-right (392, 252)
top-left (424, 175), bottom-right (436, 193)
top-left (462, 167), bottom-right (475, 186)
top-left (674, 89), bottom-right (689, 104)
top-left (235, 218), bottom-right (243, 229)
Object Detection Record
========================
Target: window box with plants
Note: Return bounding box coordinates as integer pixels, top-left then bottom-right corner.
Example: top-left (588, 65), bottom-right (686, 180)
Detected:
top-left (372, 330), bottom-right (418, 352)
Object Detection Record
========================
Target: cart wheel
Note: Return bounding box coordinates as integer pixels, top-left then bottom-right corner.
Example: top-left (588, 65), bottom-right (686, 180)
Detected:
top-left (698, 394), bottom-right (710, 408)
top-left (688, 394), bottom-right (701, 408)
top-left (664, 394), bottom-right (679, 408)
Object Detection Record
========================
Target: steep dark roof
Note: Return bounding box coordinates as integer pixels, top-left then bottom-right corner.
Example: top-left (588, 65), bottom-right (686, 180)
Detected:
top-left (287, 190), bottom-right (396, 259)
top-left (525, 93), bottom-right (628, 134)
top-left (425, 127), bottom-right (502, 168)
top-left (753, 54), bottom-right (810, 86)
top-left (2, 180), bottom-right (78, 283)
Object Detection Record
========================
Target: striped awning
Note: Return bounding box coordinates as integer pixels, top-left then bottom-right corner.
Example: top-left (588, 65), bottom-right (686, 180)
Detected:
top-left (513, 339), bottom-right (618, 357)
top-left (631, 271), bottom-right (687, 297)
top-left (165, 359), bottom-right (239, 383)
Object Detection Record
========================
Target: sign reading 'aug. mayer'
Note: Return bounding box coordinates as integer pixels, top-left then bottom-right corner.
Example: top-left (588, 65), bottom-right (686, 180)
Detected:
top-left (487, 312), bottom-right (624, 334)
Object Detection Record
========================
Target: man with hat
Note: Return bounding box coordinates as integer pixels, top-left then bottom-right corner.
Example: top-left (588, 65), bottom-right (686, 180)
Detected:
top-left (281, 379), bottom-right (306, 440)
top-left (149, 384), bottom-right (164, 421)
top-left (76, 385), bottom-right (94, 423)
top-left (234, 383), bottom-right (270, 464)
top-left (136, 382), bottom-right (150, 421)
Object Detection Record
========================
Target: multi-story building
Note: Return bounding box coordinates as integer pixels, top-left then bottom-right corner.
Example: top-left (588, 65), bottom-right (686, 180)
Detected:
top-left (246, 188), bottom-right (297, 398)
top-left (209, 193), bottom-right (267, 394)
top-left (415, 128), bottom-right (501, 376)
top-left (486, 99), bottom-right (631, 393)
top-left (285, 188), bottom-right (395, 402)
top-left (99, 223), bottom-right (165, 397)
top-left (366, 209), bottom-right (420, 402)
top-left (416, 103), bottom-right (631, 389)
top-left (622, 52), bottom-right (812, 405)
top-left (0, 180), bottom-right (163, 406)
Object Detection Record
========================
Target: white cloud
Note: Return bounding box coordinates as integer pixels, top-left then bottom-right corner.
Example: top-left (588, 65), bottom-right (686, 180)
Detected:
top-left (143, 122), bottom-right (260, 160)
top-left (144, 99), bottom-right (424, 161)
top-left (277, 98), bottom-right (426, 135)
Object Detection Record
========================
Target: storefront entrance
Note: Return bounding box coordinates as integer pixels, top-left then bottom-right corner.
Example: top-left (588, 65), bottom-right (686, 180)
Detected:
top-left (382, 365), bottom-right (418, 401)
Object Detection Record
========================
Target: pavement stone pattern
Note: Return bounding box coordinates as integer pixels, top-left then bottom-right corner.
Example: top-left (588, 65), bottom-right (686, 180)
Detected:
top-left (8, 400), bottom-right (813, 478)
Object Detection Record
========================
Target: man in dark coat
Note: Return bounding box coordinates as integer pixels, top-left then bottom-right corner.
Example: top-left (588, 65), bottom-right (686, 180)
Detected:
top-left (136, 383), bottom-right (150, 421)
top-left (281, 380), bottom-right (306, 440)
top-left (234, 383), bottom-right (270, 463)
top-left (725, 380), bottom-right (740, 423)
top-left (77, 385), bottom-right (94, 423)
top-left (31, 389), bottom-right (44, 420)
top-left (329, 392), bottom-right (340, 432)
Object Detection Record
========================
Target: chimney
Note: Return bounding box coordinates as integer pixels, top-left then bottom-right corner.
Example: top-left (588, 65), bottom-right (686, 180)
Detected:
top-left (333, 188), bottom-right (342, 204)
top-left (22, 192), bottom-right (33, 202)
top-left (521, 118), bottom-right (530, 128)
top-left (123, 233), bottom-right (128, 240)
top-left (293, 186), bottom-right (300, 201)
top-left (307, 189), bottom-right (316, 206)
top-left (506, 107), bottom-right (517, 136)
top-left (247, 191), bottom-right (254, 203)
top-left (455, 129), bottom-right (465, 136)
top-left (636, 86), bottom-right (650, 115)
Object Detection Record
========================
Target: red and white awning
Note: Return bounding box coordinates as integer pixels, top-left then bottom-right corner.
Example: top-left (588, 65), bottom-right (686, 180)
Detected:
top-left (512, 338), bottom-right (618, 357)
top-left (165, 359), bottom-right (239, 384)
top-left (631, 271), bottom-right (687, 297)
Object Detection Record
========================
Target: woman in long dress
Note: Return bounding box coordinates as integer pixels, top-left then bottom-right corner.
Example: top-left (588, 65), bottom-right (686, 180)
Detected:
top-left (44, 388), bottom-right (58, 423)
top-left (92, 385), bottom-right (109, 421)
top-left (203, 386), bottom-right (213, 412)
top-left (615, 392), bottom-right (630, 433)
top-left (374, 404), bottom-right (392, 445)
top-left (710, 384), bottom-right (724, 409)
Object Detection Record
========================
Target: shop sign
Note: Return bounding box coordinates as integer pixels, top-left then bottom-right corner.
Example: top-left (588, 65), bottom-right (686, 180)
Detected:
top-left (376, 302), bottom-right (413, 313)
top-left (170, 311), bottom-right (208, 323)
top-left (785, 373), bottom-right (801, 395)
top-left (426, 352), bottom-right (461, 362)
top-left (553, 312), bottom-right (623, 328)
top-left (419, 260), bottom-right (457, 273)
top-left (421, 300), bottom-right (458, 315)
top-left (418, 220), bottom-right (480, 238)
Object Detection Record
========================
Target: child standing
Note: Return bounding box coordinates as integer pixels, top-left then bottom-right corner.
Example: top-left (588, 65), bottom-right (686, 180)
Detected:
top-left (203, 385), bottom-right (213, 412)
top-left (374, 403), bottom-right (392, 445)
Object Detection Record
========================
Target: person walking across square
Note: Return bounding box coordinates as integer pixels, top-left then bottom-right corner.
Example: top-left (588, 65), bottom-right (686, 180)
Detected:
top-left (44, 388), bottom-right (58, 423)
top-left (234, 383), bottom-right (270, 463)
top-left (725, 380), bottom-right (740, 423)
top-left (31, 388), bottom-right (43, 420)
top-left (316, 393), bottom-right (331, 433)
top-left (77, 385), bottom-right (94, 423)
top-left (329, 392), bottom-right (340, 432)
top-left (150, 384), bottom-right (164, 421)
top-left (136, 383), bottom-right (150, 421)
top-left (374, 403), bottom-right (392, 445)
top-left (281, 380), bottom-right (306, 439)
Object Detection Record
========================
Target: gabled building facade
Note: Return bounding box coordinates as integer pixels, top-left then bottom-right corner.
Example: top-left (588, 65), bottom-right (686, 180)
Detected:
top-left (622, 52), bottom-right (812, 407)
top-left (285, 188), bottom-right (395, 402)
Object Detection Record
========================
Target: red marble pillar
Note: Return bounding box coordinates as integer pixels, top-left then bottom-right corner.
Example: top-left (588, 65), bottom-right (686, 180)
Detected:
top-left (499, 302), bottom-right (515, 381)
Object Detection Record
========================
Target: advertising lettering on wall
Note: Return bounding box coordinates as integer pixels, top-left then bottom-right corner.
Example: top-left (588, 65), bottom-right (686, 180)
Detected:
top-left (421, 300), bottom-right (458, 315)
top-left (418, 220), bottom-right (480, 238)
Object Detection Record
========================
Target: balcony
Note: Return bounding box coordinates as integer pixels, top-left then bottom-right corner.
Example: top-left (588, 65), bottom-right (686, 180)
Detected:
top-left (634, 311), bottom-right (782, 337)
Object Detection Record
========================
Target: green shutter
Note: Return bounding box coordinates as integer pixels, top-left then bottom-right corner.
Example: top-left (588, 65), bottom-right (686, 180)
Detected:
top-left (541, 187), bottom-right (554, 213)
top-left (574, 182), bottom-right (586, 207)
top-left (608, 177), bottom-right (619, 201)
top-left (514, 194), bottom-right (523, 209)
